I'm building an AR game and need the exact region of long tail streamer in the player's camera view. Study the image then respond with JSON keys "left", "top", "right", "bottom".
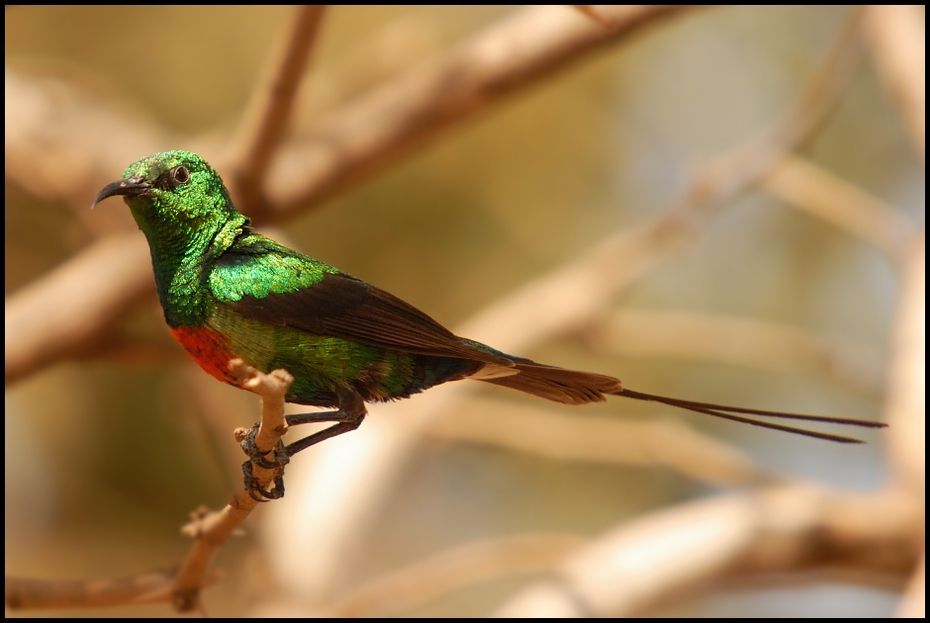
{"left": 613, "top": 388, "right": 887, "bottom": 444}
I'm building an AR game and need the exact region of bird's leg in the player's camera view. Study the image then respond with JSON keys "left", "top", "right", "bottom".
{"left": 284, "top": 410, "right": 361, "bottom": 427}
{"left": 241, "top": 388, "right": 367, "bottom": 501}
{"left": 283, "top": 388, "right": 367, "bottom": 458}
{"left": 239, "top": 388, "right": 367, "bottom": 468}
{"left": 240, "top": 412, "right": 350, "bottom": 469}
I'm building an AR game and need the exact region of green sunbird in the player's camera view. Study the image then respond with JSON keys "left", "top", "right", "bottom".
{"left": 93, "top": 151, "right": 884, "bottom": 495}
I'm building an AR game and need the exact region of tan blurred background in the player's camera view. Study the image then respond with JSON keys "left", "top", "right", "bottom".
{"left": 5, "top": 6, "right": 923, "bottom": 617}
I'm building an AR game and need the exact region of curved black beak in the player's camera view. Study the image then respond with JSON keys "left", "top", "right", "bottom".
{"left": 91, "top": 176, "right": 152, "bottom": 209}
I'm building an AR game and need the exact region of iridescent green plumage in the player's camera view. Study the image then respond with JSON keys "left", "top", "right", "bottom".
{"left": 93, "top": 150, "right": 886, "bottom": 452}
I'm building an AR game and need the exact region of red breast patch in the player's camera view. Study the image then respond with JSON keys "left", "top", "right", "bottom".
{"left": 169, "top": 325, "right": 238, "bottom": 384}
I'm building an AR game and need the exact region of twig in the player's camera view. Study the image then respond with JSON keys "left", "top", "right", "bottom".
{"left": 451, "top": 7, "right": 865, "bottom": 354}
{"left": 171, "top": 360, "right": 292, "bottom": 612}
{"left": 494, "top": 485, "right": 920, "bottom": 616}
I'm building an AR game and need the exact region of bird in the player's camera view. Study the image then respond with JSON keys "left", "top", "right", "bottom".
{"left": 93, "top": 150, "right": 885, "bottom": 494}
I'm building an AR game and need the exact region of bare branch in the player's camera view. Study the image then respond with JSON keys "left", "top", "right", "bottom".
{"left": 453, "top": 8, "right": 865, "bottom": 354}
{"left": 5, "top": 234, "right": 153, "bottom": 385}
{"left": 494, "top": 486, "right": 920, "bottom": 616}
{"left": 171, "top": 360, "right": 292, "bottom": 612}
{"left": 571, "top": 5, "right": 621, "bottom": 28}
{"left": 227, "top": 6, "right": 327, "bottom": 214}
{"left": 884, "top": 233, "right": 925, "bottom": 499}
{"left": 4, "top": 71, "right": 169, "bottom": 230}
{"left": 583, "top": 309, "right": 886, "bottom": 399}
{"left": 428, "top": 396, "right": 766, "bottom": 486}
{"left": 263, "top": 5, "right": 699, "bottom": 219}
{"left": 326, "top": 533, "right": 585, "bottom": 617}
{"left": 762, "top": 155, "right": 917, "bottom": 267}
{"left": 898, "top": 555, "right": 926, "bottom": 618}
{"left": 4, "top": 569, "right": 219, "bottom": 610}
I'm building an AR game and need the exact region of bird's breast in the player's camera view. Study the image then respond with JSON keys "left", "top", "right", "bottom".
{"left": 169, "top": 325, "right": 239, "bottom": 385}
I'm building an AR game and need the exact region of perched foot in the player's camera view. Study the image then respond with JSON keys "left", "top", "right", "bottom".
{"left": 233, "top": 379, "right": 368, "bottom": 500}
{"left": 237, "top": 422, "right": 290, "bottom": 501}
{"left": 242, "top": 459, "right": 286, "bottom": 501}
{"left": 240, "top": 422, "right": 290, "bottom": 470}
{"left": 228, "top": 360, "right": 294, "bottom": 500}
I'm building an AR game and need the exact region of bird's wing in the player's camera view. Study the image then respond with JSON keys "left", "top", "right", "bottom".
{"left": 210, "top": 234, "right": 514, "bottom": 367}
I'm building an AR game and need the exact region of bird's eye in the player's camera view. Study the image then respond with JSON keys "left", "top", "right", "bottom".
{"left": 172, "top": 166, "right": 190, "bottom": 186}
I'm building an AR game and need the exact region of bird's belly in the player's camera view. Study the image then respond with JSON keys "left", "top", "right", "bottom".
{"left": 190, "top": 309, "right": 477, "bottom": 407}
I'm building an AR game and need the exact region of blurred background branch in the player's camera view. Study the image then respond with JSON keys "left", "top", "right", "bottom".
{"left": 862, "top": 5, "right": 925, "bottom": 158}
{"left": 495, "top": 485, "right": 920, "bottom": 616}
{"left": 226, "top": 5, "right": 327, "bottom": 214}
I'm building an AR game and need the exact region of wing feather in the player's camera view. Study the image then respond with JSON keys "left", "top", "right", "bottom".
{"left": 215, "top": 247, "right": 513, "bottom": 367}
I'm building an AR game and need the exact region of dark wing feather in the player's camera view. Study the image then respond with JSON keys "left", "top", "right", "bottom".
{"left": 227, "top": 271, "right": 514, "bottom": 367}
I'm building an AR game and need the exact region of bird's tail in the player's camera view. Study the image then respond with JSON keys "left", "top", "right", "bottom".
{"left": 478, "top": 363, "right": 886, "bottom": 443}
{"left": 479, "top": 362, "right": 621, "bottom": 405}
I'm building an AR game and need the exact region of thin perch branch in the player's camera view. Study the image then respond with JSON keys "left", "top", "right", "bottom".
{"left": 171, "top": 360, "right": 292, "bottom": 613}
{"left": 6, "top": 359, "right": 294, "bottom": 612}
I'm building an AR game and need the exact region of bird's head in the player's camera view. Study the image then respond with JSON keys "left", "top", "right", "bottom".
{"left": 93, "top": 150, "right": 241, "bottom": 248}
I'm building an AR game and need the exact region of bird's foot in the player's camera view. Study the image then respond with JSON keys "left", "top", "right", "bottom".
{"left": 239, "top": 422, "right": 290, "bottom": 500}
{"left": 240, "top": 422, "right": 291, "bottom": 470}
{"left": 241, "top": 460, "right": 285, "bottom": 501}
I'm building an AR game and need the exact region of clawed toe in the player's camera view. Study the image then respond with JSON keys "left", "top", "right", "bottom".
{"left": 241, "top": 460, "right": 286, "bottom": 501}
{"left": 240, "top": 422, "right": 290, "bottom": 470}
